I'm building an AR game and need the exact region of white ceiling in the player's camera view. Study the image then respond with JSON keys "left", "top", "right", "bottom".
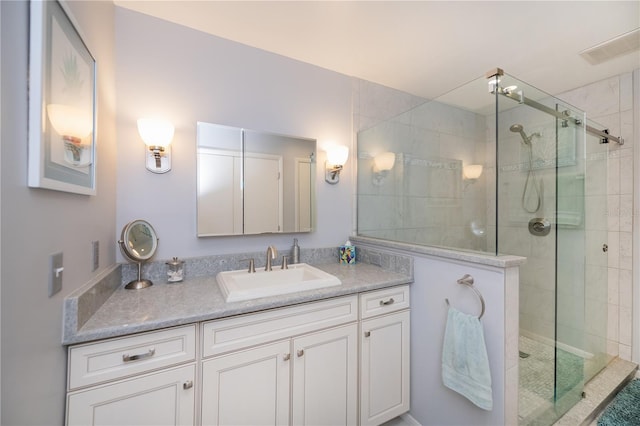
{"left": 115, "top": 1, "right": 640, "bottom": 100}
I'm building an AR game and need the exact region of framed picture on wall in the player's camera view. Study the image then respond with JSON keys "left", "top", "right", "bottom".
{"left": 28, "top": 0, "right": 97, "bottom": 195}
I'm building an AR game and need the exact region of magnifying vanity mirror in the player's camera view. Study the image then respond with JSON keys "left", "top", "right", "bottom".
{"left": 118, "top": 220, "right": 159, "bottom": 290}
{"left": 197, "top": 122, "right": 316, "bottom": 237}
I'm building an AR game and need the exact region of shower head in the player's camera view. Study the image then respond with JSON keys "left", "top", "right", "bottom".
{"left": 510, "top": 123, "right": 531, "bottom": 145}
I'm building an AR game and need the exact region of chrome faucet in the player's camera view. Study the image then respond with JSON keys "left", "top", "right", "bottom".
{"left": 265, "top": 245, "right": 278, "bottom": 271}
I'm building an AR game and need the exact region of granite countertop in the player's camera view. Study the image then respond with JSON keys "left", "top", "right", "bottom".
{"left": 64, "top": 261, "right": 413, "bottom": 345}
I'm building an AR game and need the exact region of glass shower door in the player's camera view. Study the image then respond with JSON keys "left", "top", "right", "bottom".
{"left": 553, "top": 107, "right": 588, "bottom": 417}
{"left": 581, "top": 119, "right": 611, "bottom": 381}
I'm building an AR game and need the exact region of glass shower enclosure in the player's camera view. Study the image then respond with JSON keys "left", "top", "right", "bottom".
{"left": 357, "top": 69, "right": 616, "bottom": 425}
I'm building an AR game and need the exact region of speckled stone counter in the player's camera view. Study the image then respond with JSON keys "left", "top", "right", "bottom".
{"left": 63, "top": 247, "right": 413, "bottom": 345}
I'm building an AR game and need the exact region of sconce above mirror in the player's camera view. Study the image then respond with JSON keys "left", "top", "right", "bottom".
{"left": 196, "top": 122, "right": 316, "bottom": 237}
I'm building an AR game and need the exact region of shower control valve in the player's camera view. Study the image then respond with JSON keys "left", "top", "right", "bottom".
{"left": 528, "top": 218, "right": 551, "bottom": 236}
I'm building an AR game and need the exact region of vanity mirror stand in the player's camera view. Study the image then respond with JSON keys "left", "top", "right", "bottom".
{"left": 118, "top": 220, "right": 159, "bottom": 290}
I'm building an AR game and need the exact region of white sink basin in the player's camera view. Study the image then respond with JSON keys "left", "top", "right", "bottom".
{"left": 217, "top": 263, "right": 341, "bottom": 302}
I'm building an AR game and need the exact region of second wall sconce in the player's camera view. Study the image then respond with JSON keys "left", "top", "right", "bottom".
{"left": 325, "top": 145, "right": 349, "bottom": 184}
{"left": 138, "top": 118, "right": 175, "bottom": 173}
{"left": 463, "top": 164, "right": 483, "bottom": 188}
{"left": 372, "top": 151, "right": 396, "bottom": 186}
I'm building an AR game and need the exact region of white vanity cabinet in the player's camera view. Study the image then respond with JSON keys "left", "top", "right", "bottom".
{"left": 291, "top": 323, "right": 358, "bottom": 425}
{"left": 66, "top": 325, "right": 197, "bottom": 426}
{"left": 200, "top": 296, "right": 359, "bottom": 426}
{"left": 66, "top": 284, "right": 410, "bottom": 426}
{"left": 201, "top": 340, "right": 291, "bottom": 425}
{"left": 359, "top": 286, "right": 411, "bottom": 426}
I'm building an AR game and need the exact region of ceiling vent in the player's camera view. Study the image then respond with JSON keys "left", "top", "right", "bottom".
{"left": 580, "top": 28, "right": 640, "bottom": 65}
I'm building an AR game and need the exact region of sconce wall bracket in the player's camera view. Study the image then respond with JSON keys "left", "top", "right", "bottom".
{"left": 325, "top": 162, "right": 343, "bottom": 184}
{"left": 146, "top": 145, "right": 171, "bottom": 173}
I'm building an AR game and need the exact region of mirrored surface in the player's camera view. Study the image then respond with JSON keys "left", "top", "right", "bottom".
{"left": 197, "top": 122, "right": 316, "bottom": 236}
{"left": 118, "top": 219, "right": 159, "bottom": 289}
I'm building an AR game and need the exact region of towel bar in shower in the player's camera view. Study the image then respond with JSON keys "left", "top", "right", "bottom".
{"left": 445, "top": 274, "right": 486, "bottom": 320}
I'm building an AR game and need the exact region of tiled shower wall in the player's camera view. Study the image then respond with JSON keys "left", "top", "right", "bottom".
{"left": 559, "top": 72, "right": 636, "bottom": 361}
{"left": 355, "top": 82, "right": 489, "bottom": 251}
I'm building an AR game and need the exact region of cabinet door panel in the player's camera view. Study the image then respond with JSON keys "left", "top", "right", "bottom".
{"left": 66, "top": 364, "right": 195, "bottom": 426}
{"left": 292, "top": 323, "right": 358, "bottom": 426}
{"left": 201, "top": 340, "right": 290, "bottom": 426}
{"left": 361, "top": 310, "right": 410, "bottom": 426}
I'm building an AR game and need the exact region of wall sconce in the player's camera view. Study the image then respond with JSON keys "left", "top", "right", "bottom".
{"left": 47, "top": 104, "right": 93, "bottom": 166}
{"left": 463, "top": 164, "right": 483, "bottom": 189}
{"left": 138, "top": 118, "right": 174, "bottom": 173}
{"left": 325, "top": 145, "right": 349, "bottom": 184}
{"left": 372, "top": 152, "right": 396, "bottom": 186}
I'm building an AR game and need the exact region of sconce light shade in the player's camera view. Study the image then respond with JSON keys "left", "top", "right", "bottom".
{"left": 138, "top": 118, "right": 174, "bottom": 173}
{"left": 47, "top": 104, "right": 93, "bottom": 141}
{"left": 47, "top": 104, "right": 93, "bottom": 166}
{"left": 372, "top": 151, "right": 396, "bottom": 186}
{"left": 373, "top": 152, "right": 396, "bottom": 172}
{"left": 463, "top": 164, "right": 483, "bottom": 180}
{"left": 325, "top": 145, "right": 349, "bottom": 184}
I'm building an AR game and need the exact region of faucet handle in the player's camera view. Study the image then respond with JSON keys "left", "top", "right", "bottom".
{"left": 241, "top": 258, "right": 256, "bottom": 273}
{"left": 281, "top": 256, "right": 289, "bottom": 270}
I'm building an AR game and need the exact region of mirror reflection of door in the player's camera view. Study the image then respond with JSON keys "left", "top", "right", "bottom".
{"left": 197, "top": 149, "right": 242, "bottom": 236}
{"left": 244, "top": 153, "right": 283, "bottom": 234}
{"left": 196, "top": 122, "right": 315, "bottom": 237}
{"left": 295, "top": 157, "right": 312, "bottom": 232}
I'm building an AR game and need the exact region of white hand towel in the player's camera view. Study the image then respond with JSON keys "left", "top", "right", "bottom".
{"left": 442, "top": 306, "right": 493, "bottom": 411}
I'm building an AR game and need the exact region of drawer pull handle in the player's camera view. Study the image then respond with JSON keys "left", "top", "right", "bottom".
{"left": 122, "top": 348, "right": 155, "bottom": 363}
{"left": 297, "top": 349, "right": 304, "bottom": 357}
{"left": 364, "top": 331, "right": 371, "bottom": 337}
{"left": 183, "top": 380, "right": 193, "bottom": 390}
{"left": 283, "top": 353, "right": 291, "bottom": 361}
{"left": 379, "top": 298, "right": 395, "bottom": 306}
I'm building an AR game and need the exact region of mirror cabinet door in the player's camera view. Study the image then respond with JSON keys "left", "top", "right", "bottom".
{"left": 196, "top": 122, "right": 315, "bottom": 237}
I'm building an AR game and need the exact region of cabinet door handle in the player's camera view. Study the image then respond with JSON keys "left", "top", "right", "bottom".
{"left": 183, "top": 380, "right": 193, "bottom": 390}
{"left": 379, "top": 298, "right": 395, "bottom": 306}
{"left": 283, "top": 353, "right": 291, "bottom": 361}
{"left": 297, "top": 349, "right": 304, "bottom": 357}
{"left": 364, "top": 331, "right": 371, "bottom": 338}
{"left": 122, "top": 348, "right": 155, "bottom": 363}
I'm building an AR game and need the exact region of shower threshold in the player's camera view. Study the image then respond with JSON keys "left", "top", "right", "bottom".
{"left": 554, "top": 357, "right": 638, "bottom": 425}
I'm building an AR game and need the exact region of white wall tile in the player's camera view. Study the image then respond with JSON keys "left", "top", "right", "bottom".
{"left": 619, "top": 306, "right": 632, "bottom": 346}
{"left": 608, "top": 267, "right": 619, "bottom": 304}
{"left": 619, "top": 344, "right": 632, "bottom": 361}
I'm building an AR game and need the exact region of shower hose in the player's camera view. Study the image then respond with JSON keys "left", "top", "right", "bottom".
{"left": 522, "top": 143, "right": 542, "bottom": 213}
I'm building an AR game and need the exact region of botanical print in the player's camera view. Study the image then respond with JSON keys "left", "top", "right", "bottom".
{"left": 48, "top": 14, "right": 93, "bottom": 171}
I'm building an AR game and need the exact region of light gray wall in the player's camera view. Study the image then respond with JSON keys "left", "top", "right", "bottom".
{"left": 409, "top": 255, "right": 507, "bottom": 425}
{"left": 0, "top": 1, "right": 116, "bottom": 424}
{"left": 115, "top": 8, "right": 354, "bottom": 262}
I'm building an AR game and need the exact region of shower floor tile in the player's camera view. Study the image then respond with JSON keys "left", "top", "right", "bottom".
{"left": 519, "top": 336, "right": 585, "bottom": 426}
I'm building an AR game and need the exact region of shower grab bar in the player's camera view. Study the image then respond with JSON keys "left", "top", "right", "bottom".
{"left": 445, "top": 274, "right": 486, "bottom": 320}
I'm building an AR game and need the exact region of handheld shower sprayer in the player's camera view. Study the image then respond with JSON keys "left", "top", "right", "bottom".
{"left": 509, "top": 123, "right": 542, "bottom": 213}
{"left": 510, "top": 124, "right": 531, "bottom": 145}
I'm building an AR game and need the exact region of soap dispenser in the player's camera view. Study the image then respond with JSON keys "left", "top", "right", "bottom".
{"left": 291, "top": 238, "right": 300, "bottom": 264}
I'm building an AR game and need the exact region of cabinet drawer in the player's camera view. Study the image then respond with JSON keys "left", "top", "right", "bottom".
{"left": 359, "top": 285, "right": 410, "bottom": 319}
{"left": 68, "top": 325, "right": 196, "bottom": 390}
{"left": 202, "top": 295, "right": 358, "bottom": 358}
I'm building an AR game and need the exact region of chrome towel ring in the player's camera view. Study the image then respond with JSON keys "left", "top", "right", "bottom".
{"left": 445, "top": 274, "right": 486, "bottom": 320}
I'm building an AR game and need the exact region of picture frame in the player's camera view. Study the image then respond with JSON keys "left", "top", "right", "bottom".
{"left": 28, "top": 0, "right": 97, "bottom": 195}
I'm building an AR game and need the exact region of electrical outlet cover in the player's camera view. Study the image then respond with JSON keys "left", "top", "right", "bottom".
{"left": 49, "top": 252, "right": 63, "bottom": 297}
